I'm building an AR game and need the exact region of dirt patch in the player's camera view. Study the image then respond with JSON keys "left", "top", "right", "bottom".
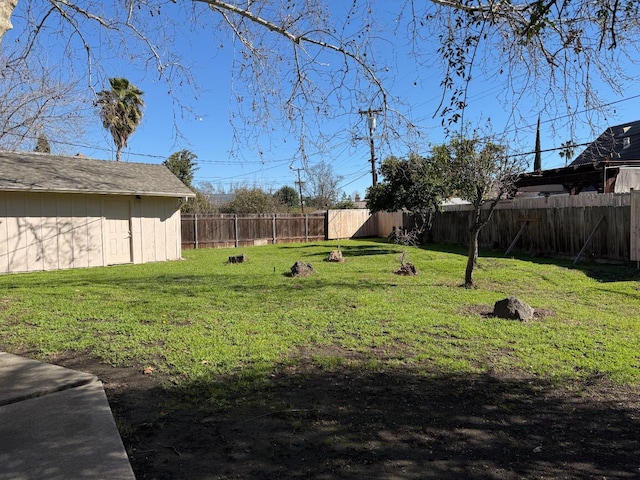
{"left": 37, "top": 349, "right": 640, "bottom": 480}
{"left": 394, "top": 262, "right": 417, "bottom": 276}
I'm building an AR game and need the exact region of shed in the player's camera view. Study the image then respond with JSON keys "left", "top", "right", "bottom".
{"left": 0, "top": 151, "right": 195, "bottom": 273}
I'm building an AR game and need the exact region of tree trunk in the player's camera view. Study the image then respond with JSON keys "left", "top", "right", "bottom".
{"left": 465, "top": 228, "right": 479, "bottom": 288}
{"left": 0, "top": 0, "right": 17, "bottom": 44}
{"left": 116, "top": 146, "right": 122, "bottom": 162}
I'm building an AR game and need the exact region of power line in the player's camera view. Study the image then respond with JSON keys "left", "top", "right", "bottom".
{"left": 507, "top": 94, "right": 640, "bottom": 134}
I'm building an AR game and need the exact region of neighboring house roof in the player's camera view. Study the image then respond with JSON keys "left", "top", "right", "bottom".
{"left": 517, "top": 120, "right": 640, "bottom": 194}
{"left": 571, "top": 120, "right": 640, "bottom": 165}
{"left": 0, "top": 150, "right": 195, "bottom": 198}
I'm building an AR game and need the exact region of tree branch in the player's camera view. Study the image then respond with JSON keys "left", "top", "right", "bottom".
{"left": 195, "top": 0, "right": 386, "bottom": 105}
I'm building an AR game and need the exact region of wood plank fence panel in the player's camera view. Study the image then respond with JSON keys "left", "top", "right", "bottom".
{"left": 237, "top": 215, "right": 272, "bottom": 245}
{"left": 182, "top": 214, "right": 325, "bottom": 249}
{"left": 275, "top": 216, "right": 298, "bottom": 242}
{"left": 430, "top": 194, "right": 633, "bottom": 261}
{"left": 326, "top": 209, "right": 375, "bottom": 239}
{"left": 307, "top": 215, "right": 325, "bottom": 241}
{"left": 181, "top": 194, "right": 637, "bottom": 262}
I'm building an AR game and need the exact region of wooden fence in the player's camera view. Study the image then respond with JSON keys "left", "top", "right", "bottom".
{"left": 181, "top": 214, "right": 326, "bottom": 249}
{"left": 181, "top": 210, "right": 404, "bottom": 249}
{"left": 429, "top": 193, "right": 633, "bottom": 262}
{"left": 325, "top": 209, "right": 405, "bottom": 239}
{"left": 181, "top": 197, "right": 636, "bottom": 262}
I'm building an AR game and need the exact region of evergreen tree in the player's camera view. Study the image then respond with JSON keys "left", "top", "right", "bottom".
{"left": 274, "top": 186, "right": 299, "bottom": 209}
{"left": 534, "top": 115, "right": 542, "bottom": 171}
{"left": 163, "top": 150, "right": 198, "bottom": 188}
{"left": 34, "top": 133, "right": 51, "bottom": 153}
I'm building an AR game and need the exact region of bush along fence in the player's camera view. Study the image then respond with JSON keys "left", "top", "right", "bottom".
{"left": 181, "top": 213, "right": 326, "bottom": 249}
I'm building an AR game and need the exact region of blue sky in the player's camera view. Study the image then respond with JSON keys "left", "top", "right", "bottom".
{"left": 6, "top": 2, "right": 640, "bottom": 199}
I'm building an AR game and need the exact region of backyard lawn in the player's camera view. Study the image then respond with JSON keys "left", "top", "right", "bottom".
{"left": 1, "top": 239, "right": 639, "bottom": 479}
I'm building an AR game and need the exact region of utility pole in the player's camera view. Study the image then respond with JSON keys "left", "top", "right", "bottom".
{"left": 292, "top": 167, "right": 305, "bottom": 214}
{"left": 359, "top": 108, "right": 382, "bottom": 186}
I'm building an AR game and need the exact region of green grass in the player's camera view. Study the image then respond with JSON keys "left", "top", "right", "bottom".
{"left": 1, "top": 239, "right": 640, "bottom": 387}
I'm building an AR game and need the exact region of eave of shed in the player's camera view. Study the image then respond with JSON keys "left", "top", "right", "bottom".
{"left": 0, "top": 151, "right": 195, "bottom": 198}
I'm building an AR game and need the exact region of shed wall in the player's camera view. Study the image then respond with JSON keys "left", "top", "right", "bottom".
{"left": 0, "top": 192, "right": 182, "bottom": 273}
{"left": 131, "top": 196, "right": 182, "bottom": 264}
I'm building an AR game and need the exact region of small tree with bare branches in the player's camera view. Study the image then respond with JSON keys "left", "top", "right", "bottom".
{"left": 433, "top": 135, "right": 525, "bottom": 288}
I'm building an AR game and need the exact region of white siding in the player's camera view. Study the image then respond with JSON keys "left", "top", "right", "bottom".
{"left": 41, "top": 194, "right": 60, "bottom": 271}
{"left": 25, "top": 194, "right": 44, "bottom": 271}
{"left": 8, "top": 193, "right": 28, "bottom": 271}
{"left": 56, "top": 195, "right": 74, "bottom": 270}
{"left": 0, "top": 192, "right": 184, "bottom": 273}
{"left": 133, "top": 196, "right": 183, "bottom": 264}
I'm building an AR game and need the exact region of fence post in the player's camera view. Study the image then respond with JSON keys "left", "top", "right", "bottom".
{"left": 194, "top": 214, "right": 198, "bottom": 249}
{"left": 234, "top": 214, "right": 238, "bottom": 248}
{"left": 324, "top": 211, "right": 329, "bottom": 240}
{"left": 272, "top": 214, "right": 277, "bottom": 244}
{"left": 305, "top": 214, "right": 309, "bottom": 242}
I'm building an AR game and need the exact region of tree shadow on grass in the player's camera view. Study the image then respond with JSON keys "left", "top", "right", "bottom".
{"left": 297, "top": 243, "right": 400, "bottom": 260}
{"left": 50, "top": 351, "right": 640, "bottom": 480}
{"left": 421, "top": 242, "right": 640, "bottom": 284}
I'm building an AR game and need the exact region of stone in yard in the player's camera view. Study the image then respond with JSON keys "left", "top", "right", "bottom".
{"left": 290, "top": 261, "right": 314, "bottom": 277}
{"left": 326, "top": 250, "right": 344, "bottom": 262}
{"left": 493, "top": 296, "right": 534, "bottom": 321}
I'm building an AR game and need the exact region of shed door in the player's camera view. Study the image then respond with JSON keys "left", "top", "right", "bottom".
{"left": 105, "top": 198, "right": 132, "bottom": 265}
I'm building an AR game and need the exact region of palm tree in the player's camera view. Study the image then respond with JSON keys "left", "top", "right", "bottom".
{"left": 96, "top": 77, "right": 144, "bottom": 161}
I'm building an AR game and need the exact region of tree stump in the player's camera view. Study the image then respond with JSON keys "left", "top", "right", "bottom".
{"left": 394, "top": 262, "right": 417, "bottom": 276}
{"left": 326, "top": 250, "right": 345, "bottom": 262}
{"left": 228, "top": 254, "right": 247, "bottom": 264}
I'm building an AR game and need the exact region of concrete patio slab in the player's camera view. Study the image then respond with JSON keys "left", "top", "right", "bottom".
{"left": 0, "top": 352, "right": 135, "bottom": 480}
{"left": 0, "top": 352, "right": 95, "bottom": 406}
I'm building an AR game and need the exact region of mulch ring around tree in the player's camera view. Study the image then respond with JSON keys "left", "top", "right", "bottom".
{"left": 394, "top": 262, "right": 417, "bottom": 275}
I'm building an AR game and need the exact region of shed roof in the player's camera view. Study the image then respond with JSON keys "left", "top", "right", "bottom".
{"left": 0, "top": 151, "right": 195, "bottom": 198}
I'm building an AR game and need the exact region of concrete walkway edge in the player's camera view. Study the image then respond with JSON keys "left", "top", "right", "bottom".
{"left": 0, "top": 352, "right": 136, "bottom": 480}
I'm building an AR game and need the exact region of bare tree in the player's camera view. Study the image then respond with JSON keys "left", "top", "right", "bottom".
{"left": 433, "top": 135, "right": 525, "bottom": 288}
{"left": 0, "top": 0, "right": 638, "bottom": 158}
{"left": 0, "top": 58, "right": 85, "bottom": 152}
{"left": 303, "top": 161, "right": 344, "bottom": 209}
